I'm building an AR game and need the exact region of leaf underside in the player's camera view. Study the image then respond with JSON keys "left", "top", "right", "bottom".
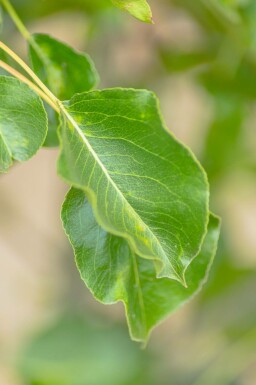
{"left": 0, "top": 76, "right": 47, "bottom": 172}
{"left": 62, "top": 187, "right": 220, "bottom": 342}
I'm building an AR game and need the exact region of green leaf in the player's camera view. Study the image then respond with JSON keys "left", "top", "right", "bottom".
{"left": 0, "top": 49, "right": 9, "bottom": 76}
{"left": 62, "top": 188, "right": 220, "bottom": 342}
{"left": 0, "top": 5, "right": 3, "bottom": 33}
{"left": 29, "top": 33, "right": 99, "bottom": 146}
{"left": 160, "top": 48, "right": 215, "bottom": 73}
{"left": 0, "top": 76, "right": 47, "bottom": 173}
{"left": 202, "top": 96, "right": 244, "bottom": 181}
{"left": 42, "top": 104, "right": 61, "bottom": 147}
{"left": 29, "top": 34, "right": 99, "bottom": 100}
{"left": 0, "top": 42, "right": 18, "bottom": 77}
{"left": 172, "top": 0, "right": 239, "bottom": 32}
{"left": 198, "top": 59, "right": 256, "bottom": 100}
{"left": 111, "top": 0, "right": 153, "bottom": 23}
{"left": 57, "top": 88, "right": 209, "bottom": 284}
{"left": 18, "top": 315, "right": 148, "bottom": 385}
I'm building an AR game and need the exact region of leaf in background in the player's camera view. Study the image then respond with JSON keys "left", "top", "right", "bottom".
{"left": 0, "top": 76, "right": 47, "bottom": 173}
{"left": 199, "top": 59, "right": 256, "bottom": 100}
{"left": 14, "top": 0, "right": 110, "bottom": 20}
{"left": 29, "top": 34, "right": 99, "bottom": 146}
{"left": 57, "top": 88, "right": 209, "bottom": 285}
{"left": 171, "top": 0, "right": 239, "bottom": 32}
{"left": 18, "top": 315, "right": 148, "bottom": 385}
{"left": 202, "top": 97, "right": 244, "bottom": 181}
{"left": 160, "top": 48, "right": 214, "bottom": 73}
{"left": 111, "top": 0, "right": 153, "bottom": 23}
{"left": 62, "top": 188, "right": 220, "bottom": 341}
{"left": 29, "top": 34, "right": 99, "bottom": 100}
{"left": 0, "top": 5, "right": 3, "bottom": 33}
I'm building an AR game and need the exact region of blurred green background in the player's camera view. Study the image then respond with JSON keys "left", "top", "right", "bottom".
{"left": 0, "top": 0, "right": 256, "bottom": 384}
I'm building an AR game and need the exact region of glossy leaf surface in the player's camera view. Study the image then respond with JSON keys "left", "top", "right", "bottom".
{"left": 0, "top": 76, "right": 47, "bottom": 172}
{"left": 58, "top": 88, "right": 209, "bottom": 284}
{"left": 62, "top": 188, "right": 220, "bottom": 341}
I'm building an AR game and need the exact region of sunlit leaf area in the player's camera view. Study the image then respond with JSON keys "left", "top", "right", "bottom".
{"left": 0, "top": 0, "right": 256, "bottom": 384}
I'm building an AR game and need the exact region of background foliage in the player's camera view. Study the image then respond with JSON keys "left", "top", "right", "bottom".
{"left": 0, "top": 0, "right": 256, "bottom": 384}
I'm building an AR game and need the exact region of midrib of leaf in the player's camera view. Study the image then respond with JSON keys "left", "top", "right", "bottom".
{"left": 130, "top": 249, "right": 147, "bottom": 335}
{"left": 58, "top": 102, "right": 183, "bottom": 284}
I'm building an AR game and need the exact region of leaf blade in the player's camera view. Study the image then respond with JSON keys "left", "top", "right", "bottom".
{"left": 28, "top": 33, "right": 99, "bottom": 146}
{"left": 62, "top": 187, "right": 220, "bottom": 342}
{"left": 57, "top": 88, "right": 209, "bottom": 283}
{"left": 29, "top": 33, "right": 99, "bottom": 100}
{"left": 0, "top": 76, "right": 47, "bottom": 172}
{"left": 111, "top": 0, "right": 153, "bottom": 23}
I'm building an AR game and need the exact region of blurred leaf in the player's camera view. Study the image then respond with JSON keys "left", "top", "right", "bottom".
{"left": 211, "top": 0, "right": 242, "bottom": 23}
{"left": 202, "top": 97, "right": 245, "bottom": 180}
{"left": 58, "top": 88, "right": 210, "bottom": 285}
{"left": 199, "top": 58, "right": 256, "bottom": 100}
{"left": 0, "top": 5, "right": 3, "bottom": 33}
{"left": 18, "top": 315, "right": 149, "bottom": 385}
{"left": 160, "top": 48, "right": 215, "bottom": 73}
{"left": 0, "top": 76, "right": 47, "bottom": 172}
{"left": 11, "top": 0, "right": 110, "bottom": 19}
{"left": 191, "top": 328, "right": 256, "bottom": 385}
{"left": 111, "top": 0, "right": 153, "bottom": 23}
{"left": 62, "top": 188, "right": 220, "bottom": 342}
{"left": 171, "top": 0, "right": 245, "bottom": 36}
{"left": 29, "top": 34, "right": 99, "bottom": 101}
{"left": 29, "top": 33, "right": 99, "bottom": 146}
{"left": 201, "top": 242, "right": 252, "bottom": 301}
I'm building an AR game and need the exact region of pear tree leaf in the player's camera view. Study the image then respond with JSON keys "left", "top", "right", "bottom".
{"left": 160, "top": 47, "right": 215, "bottom": 73}
{"left": 29, "top": 34, "right": 99, "bottom": 100}
{"left": 18, "top": 315, "right": 148, "bottom": 385}
{"left": 28, "top": 34, "right": 99, "bottom": 146}
{"left": 0, "top": 76, "right": 47, "bottom": 173}
{"left": 0, "top": 6, "right": 3, "bottom": 33}
{"left": 62, "top": 187, "right": 220, "bottom": 342}
{"left": 202, "top": 96, "right": 244, "bottom": 181}
{"left": 57, "top": 88, "right": 209, "bottom": 284}
{"left": 111, "top": 0, "right": 153, "bottom": 23}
